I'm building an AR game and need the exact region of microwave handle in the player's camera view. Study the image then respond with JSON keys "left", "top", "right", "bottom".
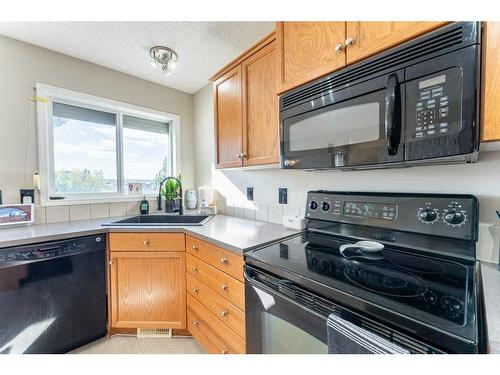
{"left": 384, "top": 73, "right": 402, "bottom": 156}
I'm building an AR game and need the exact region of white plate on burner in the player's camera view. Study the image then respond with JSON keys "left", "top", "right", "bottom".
{"left": 339, "top": 241, "right": 385, "bottom": 257}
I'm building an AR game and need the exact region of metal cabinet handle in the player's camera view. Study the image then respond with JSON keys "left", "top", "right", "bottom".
{"left": 193, "top": 320, "right": 200, "bottom": 326}
{"left": 220, "top": 310, "right": 229, "bottom": 317}
{"left": 192, "top": 266, "right": 198, "bottom": 272}
{"left": 192, "top": 288, "right": 199, "bottom": 293}
{"left": 220, "top": 284, "right": 228, "bottom": 292}
{"left": 345, "top": 37, "right": 354, "bottom": 46}
{"left": 192, "top": 245, "right": 199, "bottom": 251}
{"left": 334, "top": 43, "right": 344, "bottom": 53}
{"left": 221, "top": 349, "right": 229, "bottom": 354}
{"left": 220, "top": 258, "right": 228, "bottom": 264}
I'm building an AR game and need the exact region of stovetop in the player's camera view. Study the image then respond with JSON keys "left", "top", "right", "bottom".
{"left": 245, "top": 231, "right": 477, "bottom": 342}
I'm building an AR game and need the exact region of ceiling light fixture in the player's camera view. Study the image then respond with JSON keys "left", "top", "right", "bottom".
{"left": 149, "top": 46, "right": 178, "bottom": 76}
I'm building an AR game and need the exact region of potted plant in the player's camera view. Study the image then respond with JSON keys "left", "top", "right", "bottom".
{"left": 160, "top": 175, "right": 182, "bottom": 213}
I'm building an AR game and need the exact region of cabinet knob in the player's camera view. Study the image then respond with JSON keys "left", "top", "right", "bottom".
{"left": 334, "top": 43, "right": 344, "bottom": 53}
{"left": 220, "top": 310, "right": 229, "bottom": 317}
{"left": 192, "top": 266, "right": 198, "bottom": 272}
{"left": 220, "top": 258, "right": 228, "bottom": 264}
{"left": 193, "top": 320, "right": 200, "bottom": 326}
{"left": 236, "top": 153, "right": 242, "bottom": 159}
{"left": 221, "top": 349, "right": 229, "bottom": 354}
{"left": 192, "top": 288, "right": 199, "bottom": 293}
{"left": 220, "top": 284, "right": 228, "bottom": 292}
{"left": 192, "top": 245, "right": 199, "bottom": 251}
{"left": 345, "top": 37, "right": 354, "bottom": 46}
{"left": 143, "top": 240, "right": 150, "bottom": 246}
{"left": 108, "top": 260, "right": 114, "bottom": 266}
{"left": 241, "top": 154, "right": 247, "bottom": 159}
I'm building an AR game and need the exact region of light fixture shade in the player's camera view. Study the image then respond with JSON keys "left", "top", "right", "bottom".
{"left": 149, "top": 46, "right": 178, "bottom": 76}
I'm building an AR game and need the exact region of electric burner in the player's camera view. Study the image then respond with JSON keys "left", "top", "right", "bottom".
{"left": 244, "top": 191, "right": 486, "bottom": 353}
{"left": 344, "top": 264, "right": 427, "bottom": 297}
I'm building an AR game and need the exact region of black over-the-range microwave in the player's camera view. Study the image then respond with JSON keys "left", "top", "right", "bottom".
{"left": 279, "top": 22, "right": 481, "bottom": 170}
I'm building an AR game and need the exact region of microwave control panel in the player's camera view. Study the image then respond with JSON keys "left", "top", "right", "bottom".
{"left": 405, "top": 67, "right": 463, "bottom": 160}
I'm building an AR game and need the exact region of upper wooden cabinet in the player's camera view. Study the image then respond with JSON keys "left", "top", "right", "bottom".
{"left": 276, "top": 22, "right": 346, "bottom": 94}
{"left": 345, "top": 22, "right": 448, "bottom": 64}
{"left": 242, "top": 40, "right": 279, "bottom": 165}
{"left": 481, "top": 22, "right": 500, "bottom": 142}
{"left": 211, "top": 33, "right": 278, "bottom": 169}
{"left": 276, "top": 21, "right": 447, "bottom": 93}
{"left": 213, "top": 66, "right": 243, "bottom": 168}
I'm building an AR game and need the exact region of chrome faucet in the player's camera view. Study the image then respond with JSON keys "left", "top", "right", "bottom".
{"left": 157, "top": 176, "right": 183, "bottom": 215}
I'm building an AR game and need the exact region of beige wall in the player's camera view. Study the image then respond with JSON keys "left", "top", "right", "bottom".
{"left": 193, "top": 83, "right": 500, "bottom": 264}
{"left": 0, "top": 35, "right": 194, "bottom": 219}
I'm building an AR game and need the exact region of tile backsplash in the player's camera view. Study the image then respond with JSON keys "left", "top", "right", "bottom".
{"left": 34, "top": 199, "right": 158, "bottom": 225}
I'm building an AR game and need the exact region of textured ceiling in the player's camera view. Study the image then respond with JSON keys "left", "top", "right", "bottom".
{"left": 0, "top": 22, "right": 275, "bottom": 94}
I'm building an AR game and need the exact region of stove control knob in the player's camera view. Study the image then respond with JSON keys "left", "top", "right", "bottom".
{"left": 418, "top": 208, "right": 438, "bottom": 223}
{"left": 321, "top": 202, "right": 331, "bottom": 212}
{"left": 309, "top": 201, "right": 318, "bottom": 211}
{"left": 443, "top": 210, "right": 466, "bottom": 226}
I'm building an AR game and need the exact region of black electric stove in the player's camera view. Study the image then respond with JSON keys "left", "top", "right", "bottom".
{"left": 244, "top": 192, "right": 487, "bottom": 354}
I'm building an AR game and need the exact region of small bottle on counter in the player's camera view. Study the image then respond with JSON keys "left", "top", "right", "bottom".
{"left": 140, "top": 196, "right": 149, "bottom": 215}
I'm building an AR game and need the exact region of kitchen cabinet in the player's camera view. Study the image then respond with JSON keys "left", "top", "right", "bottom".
{"left": 481, "top": 22, "right": 500, "bottom": 141}
{"left": 213, "top": 65, "right": 243, "bottom": 168}
{"left": 276, "top": 21, "right": 346, "bottom": 94}
{"left": 185, "top": 235, "right": 245, "bottom": 353}
{"left": 212, "top": 32, "right": 278, "bottom": 169}
{"left": 108, "top": 233, "right": 186, "bottom": 330}
{"left": 276, "top": 21, "right": 447, "bottom": 93}
{"left": 345, "top": 22, "right": 448, "bottom": 64}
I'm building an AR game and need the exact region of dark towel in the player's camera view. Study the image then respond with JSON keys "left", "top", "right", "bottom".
{"left": 327, "top": 314, "right": 409, "bottom": 354}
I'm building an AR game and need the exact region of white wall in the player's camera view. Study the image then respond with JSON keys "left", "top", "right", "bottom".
{"left": 0, "top": 35, "right": 195, "bottom": 222}
{"left": 193, "top": 83, "right": 500, "bottom": 264}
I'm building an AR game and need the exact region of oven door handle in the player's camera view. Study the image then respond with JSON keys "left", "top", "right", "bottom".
{"left": 384, "top": 73, "right": 402, "bottom": 156}
{"left": 244, "top": 268, "right": 326, "bottom": 321}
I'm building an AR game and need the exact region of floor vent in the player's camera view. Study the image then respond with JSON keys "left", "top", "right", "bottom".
{"left": 137, "top": 328, "right": 172, "bottom": 338}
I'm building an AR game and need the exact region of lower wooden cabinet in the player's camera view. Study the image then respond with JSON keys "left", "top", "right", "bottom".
{"left": 187, "top": 294, "right": 245, "bottom": 354}
{"left": 109, "top": 251, "right": 186, "bottom": 329}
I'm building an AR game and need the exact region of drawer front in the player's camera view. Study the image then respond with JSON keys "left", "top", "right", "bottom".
{"left": 187, "top": 294, "right": 245, "bottom": 354}
{"left": 187, "top": 273, "right": 245, "bottom": 340}
{"left": 186, "top": 253, "right": 244, "bottom": 310}
{"left": 186, "top": 236, "right": 244, "bottom": 281}
{"left": 109, "top": 233, "right": 185, "bottom": 252}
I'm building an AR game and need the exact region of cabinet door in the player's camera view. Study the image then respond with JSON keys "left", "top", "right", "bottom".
{"left": 110, "top": 252, "right": 186, "bottom": 329}
{"left": 346, "top": 22, "right": 448, "bottom": 64}
{"left": 276, "top": 22, "right": 346, "bottom": 94}
{"left": 482, "top": 22, "right": 500, "bottom": 141}
{"left": 242, "top": 39, "right": 279, "bottom": 166}
{"left": 214, "top": 65, "right": 243, "bottom": 168}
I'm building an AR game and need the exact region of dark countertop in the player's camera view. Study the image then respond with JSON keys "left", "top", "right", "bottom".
{"left": 0, "top": 214, "right": 301, "bottom": 254}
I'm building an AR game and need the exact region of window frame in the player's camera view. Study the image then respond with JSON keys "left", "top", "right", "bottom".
{"left": 36, "top": 83, "right": 181, "bottom": 206}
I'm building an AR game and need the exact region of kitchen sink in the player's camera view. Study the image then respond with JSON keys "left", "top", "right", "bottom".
{"left": 104, "top": 214, "right": 213, "bottom": 226}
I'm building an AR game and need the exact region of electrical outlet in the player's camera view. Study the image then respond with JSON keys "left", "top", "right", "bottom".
{"left": 247, "top": 187, "right": 254, "bottom": 201}
{"left": 20, "top": 189, "right": 35, "bottom": 204}
{"left": 279, "top": 188, "right": 288, "bottom": 204}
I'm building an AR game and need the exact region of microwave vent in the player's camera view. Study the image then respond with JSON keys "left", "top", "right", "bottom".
{"left": 281, "top": 23, "right": 468, "bottom": 110}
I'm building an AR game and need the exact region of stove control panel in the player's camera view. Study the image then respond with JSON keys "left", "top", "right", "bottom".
{"left": 305, "top": 191, "right": 478, "bottom": 241}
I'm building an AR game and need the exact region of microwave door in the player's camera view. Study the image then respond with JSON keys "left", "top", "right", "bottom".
{"left": 280, "top": 73, "right": 405, "bottom": 169}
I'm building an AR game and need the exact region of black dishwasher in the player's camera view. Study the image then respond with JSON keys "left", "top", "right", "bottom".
{"left": 0, "top": 234, "right": 107, "bottom": 354}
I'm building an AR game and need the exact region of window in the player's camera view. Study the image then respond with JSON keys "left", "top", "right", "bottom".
{"left": 36, "top": 84, "right": 179, "bottom": 205}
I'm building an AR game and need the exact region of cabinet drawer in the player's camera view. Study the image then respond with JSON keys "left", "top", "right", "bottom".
{"left": 187, "top": 294, "right": 245, "bottom": 354}
{"left": 187, "top": 273, "right": 245, "bottom": 340}
{"left": 186, "top": 253, "right": 244, "bottom": 310}
{"left": 109, "top": 233, "right": 185, "bottom": 252}
{"left": 186, "top": 236, "right": 244, "bottom": 281}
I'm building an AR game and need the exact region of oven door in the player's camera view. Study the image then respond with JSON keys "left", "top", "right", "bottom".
{"left": 280, "top": 71, "right": 405, "bottom": 169}
{"left": 245, "top": 266, "right": 328, "bottom": 354}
